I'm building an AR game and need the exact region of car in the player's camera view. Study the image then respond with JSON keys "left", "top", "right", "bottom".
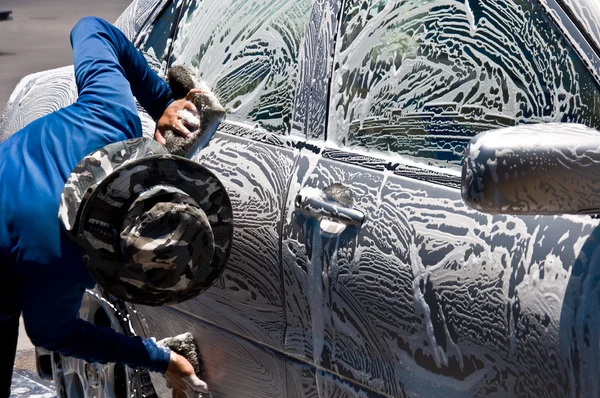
{"left": 3, "top": 0, "right": 600, "bottom": 396}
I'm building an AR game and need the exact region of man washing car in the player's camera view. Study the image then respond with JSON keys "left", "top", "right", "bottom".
{"left": 0, "top": 16, "right": 225, "bottom": 397}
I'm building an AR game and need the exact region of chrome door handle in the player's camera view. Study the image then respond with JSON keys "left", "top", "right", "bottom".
{"left": 295, "top": 192, "right": 365, "bottom": 226}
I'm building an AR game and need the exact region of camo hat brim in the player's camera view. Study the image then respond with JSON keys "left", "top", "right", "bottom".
{"left": 59, "top": 137, "right": 233, "bottom": 306}
{"left": 59, "top": 137, "right": 169, "bottom": 239}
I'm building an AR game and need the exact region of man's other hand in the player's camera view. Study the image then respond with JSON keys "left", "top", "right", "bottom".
{"left": 165, "top": 351, "right": 209, "bottom": 397}
{"left": 154, "top": 89, "right": 204, "bottom": 145}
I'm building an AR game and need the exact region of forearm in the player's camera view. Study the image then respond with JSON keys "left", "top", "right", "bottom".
{"left": 70, "top": 16, "right": 173, "bottom": 121}
{"left": 22, "top": 274, "right": 170, "bottom": 373}
{"left": 26, "top": 316, "right": 171, "bottom": 373}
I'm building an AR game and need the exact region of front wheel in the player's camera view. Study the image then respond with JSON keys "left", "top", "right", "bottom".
{"left": 51, "top": 289, "right": 157, "bottom": 398}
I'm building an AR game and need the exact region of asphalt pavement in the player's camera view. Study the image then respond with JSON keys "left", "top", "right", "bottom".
{"left": 0, "top": 0, "right": 132, "bottom": 384}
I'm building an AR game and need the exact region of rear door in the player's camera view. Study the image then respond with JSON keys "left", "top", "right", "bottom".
{"left": 282, "top": 0, "right": 600, "bottom": 396}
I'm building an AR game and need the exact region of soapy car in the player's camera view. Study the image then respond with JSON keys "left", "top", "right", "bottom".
{"left": 3, "top": 0, "right": 600, "bottom": 396}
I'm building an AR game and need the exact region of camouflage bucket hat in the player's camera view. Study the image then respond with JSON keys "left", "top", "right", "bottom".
{"left": 59, "top": 137, "right": 233, "bottom": 306}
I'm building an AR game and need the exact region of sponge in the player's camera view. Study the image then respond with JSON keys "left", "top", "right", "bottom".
{"left": 158, "top": 332, "right": 210, "bottom": 397}
{"left": 163, "top": 65, "right": 226, "bottom": 157}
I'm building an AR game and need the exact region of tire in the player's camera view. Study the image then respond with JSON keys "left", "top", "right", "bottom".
{"left": 51, "top": 288, "right": 158, "bottom": 398}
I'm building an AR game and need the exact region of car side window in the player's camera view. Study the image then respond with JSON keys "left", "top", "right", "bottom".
{"left": 139, "top": 1, "right": 179, "bottom": 73}
{"left": 167, "top": 0, "right": 318, "bottom": 134}
{"left": 329, "top": 0, "right": 600, "bottom": 167}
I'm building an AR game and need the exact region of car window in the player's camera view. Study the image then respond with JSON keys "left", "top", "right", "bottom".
{"left": 167, "top": 0, "right": 317, "bottom": 134}
{"left": 139, "top": 0, "right": 179, "bottom": 73}
{"left": 328, "top": 0, "right": 600, "bottom": 167}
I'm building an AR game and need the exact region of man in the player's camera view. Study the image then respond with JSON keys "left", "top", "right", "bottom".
{"left": 0, "top": 16, "right": 211, "bottom": 397}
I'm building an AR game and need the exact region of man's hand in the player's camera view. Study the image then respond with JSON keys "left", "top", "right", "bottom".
{"left": 165, "top": 351, "right": 208, "bottom": 398}
{"left": 154, "top": 89, "right": 204, "bottom": 145}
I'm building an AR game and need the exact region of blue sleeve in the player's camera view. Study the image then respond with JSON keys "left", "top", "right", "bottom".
{"left": 70, "top": 16, "right": 173, "bottom": 122}
{"left": 16, "top": 16, "right": 177, "bottom": 374}
{"left": 21, "top": 270, "right": 171, "bottom": 374}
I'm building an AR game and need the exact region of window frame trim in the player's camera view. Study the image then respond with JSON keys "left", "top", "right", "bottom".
{"left": 540, "top": 0, "right": 600, "bottom": 87}
{"left": 134, "top": 0, "right": 187, "bottom": 76}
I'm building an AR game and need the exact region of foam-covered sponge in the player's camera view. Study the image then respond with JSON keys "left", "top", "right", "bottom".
{"left": 164, "top": 66, "right": 226, "bottom": 157}
{"left": 158, "top": 332, "right": 210, "bottom": 397}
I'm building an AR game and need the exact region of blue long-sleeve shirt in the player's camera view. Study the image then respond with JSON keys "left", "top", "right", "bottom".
{"left": 0, "top": 17, "right": 174, "bottom": 373}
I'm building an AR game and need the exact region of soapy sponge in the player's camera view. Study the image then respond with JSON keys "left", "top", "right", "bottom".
{"left": 164, "top": 65, "right": 226, "bottom": 157}
{"left": 158, "top": 332, "right": 210, "bottom": 397}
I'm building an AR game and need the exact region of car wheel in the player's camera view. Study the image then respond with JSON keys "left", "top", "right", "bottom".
{"left": 50, "top": 289, "right": 157, "bottom": 398}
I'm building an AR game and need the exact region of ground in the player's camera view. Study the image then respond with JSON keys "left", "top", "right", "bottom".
{"left": 0, "top": 0, "right": 131, "bottom": 115}
{"left": 0, "top": 0, "right": 131, "bottom": 393}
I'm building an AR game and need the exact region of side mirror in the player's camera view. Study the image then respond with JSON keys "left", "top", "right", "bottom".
{"left": 461, "top": 123, "right": 600, "bottom": 215}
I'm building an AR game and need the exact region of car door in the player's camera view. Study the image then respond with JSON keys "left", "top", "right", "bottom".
{"left": 127, "top": 0, "right": 337, "bottom": 396}
{"left": 282, "top": 0, "right": 600, "bottom": 397}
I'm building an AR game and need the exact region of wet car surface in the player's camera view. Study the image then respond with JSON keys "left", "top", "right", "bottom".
{"left": 3, "top": 0, "right": 600, "bottom": 397}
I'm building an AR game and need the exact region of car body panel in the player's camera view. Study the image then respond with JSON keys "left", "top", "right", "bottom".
{"left": 133, "top": 300, "right": 388, "bottom": 397}
{"left": 284, "top": 142, "right": 600, "bottom": 396}
{"left": 165, "top": 126, "right": 296, "bottom": 350}
{"left": 285, "top": 360, "right": 387, "bottom": 398}
{"left": 132, "top": 305, "right": 289, "bottom": 397}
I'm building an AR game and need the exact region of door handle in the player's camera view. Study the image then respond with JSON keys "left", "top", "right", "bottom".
{"left": 295, "top": 191, "right": 365, "bottom": 227}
